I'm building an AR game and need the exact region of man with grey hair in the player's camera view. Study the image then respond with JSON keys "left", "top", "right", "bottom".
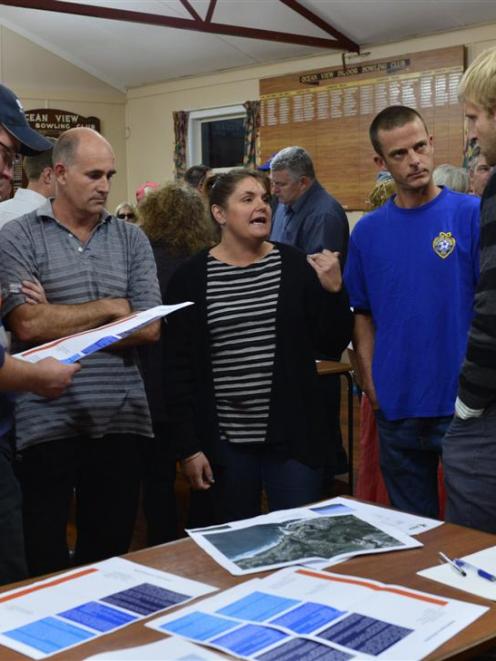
{"left": 270, "top": 146, "right": 349, "bottom": 480}
{"left": 468, "top": 146, "right": 493, "bottom": 197}
{"left": 270, "top": 146, "right": 348, "bottom": 258}
{"left": 432, "top": 163, "right": 469, "bottom": 193}
{"left": 0, "top": 137, "right": 56, "bottom": 229}
{"left": 443, "top": 46, "right": 496, "bottom": 533}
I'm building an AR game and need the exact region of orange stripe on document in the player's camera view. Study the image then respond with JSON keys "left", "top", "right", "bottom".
{"left": 297, "top": 568, "right": 448, "bottom": 606}
{"left": 0, "top": 568, "right": 98, "bottom": 603}
{"left": 20, "top": 312, "right": 140, "bottom": 357}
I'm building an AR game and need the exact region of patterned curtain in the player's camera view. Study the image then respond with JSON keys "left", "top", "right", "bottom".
{"left": 243, "top": 101, "right": 261, "bottom": 168}
{"left": 173, "top": 110, "right": 189, "bottom": 179}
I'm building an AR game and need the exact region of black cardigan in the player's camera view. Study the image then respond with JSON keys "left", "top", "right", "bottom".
{"left": 164, "top": 243, "right": 353, "bottom": 468}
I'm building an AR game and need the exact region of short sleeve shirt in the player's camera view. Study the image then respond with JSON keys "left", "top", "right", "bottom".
{"left": 0, "top": 200, "right": 161, "bottom": 450}
{"left": 344, "top": 187, "right": 480, "bottom": 420}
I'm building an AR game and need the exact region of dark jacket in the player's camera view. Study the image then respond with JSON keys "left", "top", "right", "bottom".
{"left": 164, "top": 243, "right": 353, "bottom": 468}
{"left": 138, "top": 241, "right": 187, "bottom": 422}
{"left": 458, "top": 171, "right": 496, "bottom": 410}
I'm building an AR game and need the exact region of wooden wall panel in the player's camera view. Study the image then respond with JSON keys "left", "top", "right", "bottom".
{"left": 260, "top": 46, "right": 465, "bottom": 210}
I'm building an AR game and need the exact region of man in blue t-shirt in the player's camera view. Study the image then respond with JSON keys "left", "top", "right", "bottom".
{"left": 344, "top": 105, "right": 480, "bottom": 518}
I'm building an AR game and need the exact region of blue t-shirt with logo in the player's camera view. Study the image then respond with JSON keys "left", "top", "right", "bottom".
{"left": 344, "top": 187, "right": 480, "bottom": 420}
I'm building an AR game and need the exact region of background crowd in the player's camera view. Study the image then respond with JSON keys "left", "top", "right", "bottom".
{"left": 0, "top": 45, "right": 495, "bottom": 591}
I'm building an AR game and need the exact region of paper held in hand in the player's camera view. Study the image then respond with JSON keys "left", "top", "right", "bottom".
{"left": 13, "top": 302, "right": 193, "bottom": 364}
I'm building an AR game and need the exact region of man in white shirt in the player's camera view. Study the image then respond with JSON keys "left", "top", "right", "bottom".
{"left": 0, "top": 137, "right": 56, "bottom": 230}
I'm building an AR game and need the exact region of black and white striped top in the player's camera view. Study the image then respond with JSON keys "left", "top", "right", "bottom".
{"left": 207, "top": 247, "right": 281, "bottom": 444}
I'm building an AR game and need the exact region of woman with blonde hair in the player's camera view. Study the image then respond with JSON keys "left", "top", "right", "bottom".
{"left": 138, "top": 182, "right": 213, "bottom": 545}
{"left": 115, "top": 201, "right": 139, "bottom": 224}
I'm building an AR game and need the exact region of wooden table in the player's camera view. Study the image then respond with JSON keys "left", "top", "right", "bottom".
{"left": 317, "top": 360, "right": 355, "bottom": 492}
{"left": 1, "top": 520, "right": 496, "bottom": 660}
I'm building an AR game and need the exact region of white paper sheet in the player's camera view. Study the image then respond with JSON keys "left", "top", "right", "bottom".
{"left": 14, "top": 302, "right": 192, "bottom": 364}
{"left": 84, "top": 636, "right": 225, "bottom": 660}
{"left": 187, "top": 504, "right": 422, "bottom": 576}
{"left": 419, "top": 545, "right": 496, "bottom": 600}
{"left": 316, "top": 496, "right": 443, "bottom": 535}
{"left": 148, "top": 566, "right": 487, "bottom": 660}
{"left": 0, "top": 557, "right": 216, "bottom": 660}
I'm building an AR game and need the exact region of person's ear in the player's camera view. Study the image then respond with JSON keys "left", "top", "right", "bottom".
{"left": 211, "top": 204, "right": 226, "bottom": 226}
{"left": 373, "top": 154, "right": 386, "bottom": 171}
{"left": 53, "top": 162, "right": 66, "bottom": 184}
{"left": 41, "top": 166, "right": 53, "bottom": 185}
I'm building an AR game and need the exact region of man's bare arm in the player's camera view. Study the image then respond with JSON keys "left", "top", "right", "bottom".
{"left": 107, "top": 319, "right": 161, "bottom": 350}
{"left": 353, "top": 312, "right": 379, "bottom": 409}
{"left": 6, "top": 298, "right": 132, "bottom": 344}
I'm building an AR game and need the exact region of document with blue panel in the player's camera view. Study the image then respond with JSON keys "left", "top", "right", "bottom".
{"left": 148, "top": 565, "right": 487, "bottom": 660}
{"left": 13, "top": 303, "right": 192, "bottom": 364}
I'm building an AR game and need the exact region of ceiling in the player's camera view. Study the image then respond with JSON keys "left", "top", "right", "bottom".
{"left": 0, "top": 0, "right": 496, "bottom": 91}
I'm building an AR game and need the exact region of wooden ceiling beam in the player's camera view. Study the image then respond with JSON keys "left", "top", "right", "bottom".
{"left": 1, "top": 0, "right": 357, "bottom": 52}
{"left": 205, "top": 0, "right": 217, "bottom": 24}
{"left": 179, "top": 0, "right": 202, "bottom": 23}
{"left": 279, "top": 0, "right": 359, "bottom": 53}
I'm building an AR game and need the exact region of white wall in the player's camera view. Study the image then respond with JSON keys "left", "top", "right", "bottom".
{"left": 126, "top": 22, "right": 496, "bottom": 226}
{"left": 0, "top": 26, "right": 128, "bottom": 212}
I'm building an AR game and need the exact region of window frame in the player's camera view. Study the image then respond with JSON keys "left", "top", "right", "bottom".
{"left": 187, "top": 104, "right": 246, "bottom": 172}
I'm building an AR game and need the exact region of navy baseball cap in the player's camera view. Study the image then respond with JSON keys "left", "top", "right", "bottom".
{"left": 257, "top": 154, "right": 275, "bottom": 171}
{"left": 0, "top": 84, "right": 53, "bottom": 155}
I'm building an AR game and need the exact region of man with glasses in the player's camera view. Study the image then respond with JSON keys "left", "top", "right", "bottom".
{"left": 0, "top": 83, "right": 80, "bottom": 586}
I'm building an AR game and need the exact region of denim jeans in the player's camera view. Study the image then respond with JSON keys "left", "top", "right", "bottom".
{"left": 375, "top": 412, "right": 451, "bottom": 518}
{"left": 444, "top": 406, "right": 496, "bottom": 534}
{"left": 191, "top": 441, "right": 324, "bottom": 526}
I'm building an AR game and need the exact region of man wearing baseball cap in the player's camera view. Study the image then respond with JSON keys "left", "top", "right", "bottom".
{"left": 0, "top": 83, "right": 79, "bottom": 586}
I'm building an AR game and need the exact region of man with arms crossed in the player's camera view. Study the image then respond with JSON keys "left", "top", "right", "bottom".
{"left": 0, "top": 84, "right": 79, "bottom": 585}
{"left": 0, "top": 127, "right": 161, "bottom": 576}
{"left": 345, "top": 105, "right": 480, "bottom": 518}
{"left": 443, "top": 48, "right": 496, "bottom": 533}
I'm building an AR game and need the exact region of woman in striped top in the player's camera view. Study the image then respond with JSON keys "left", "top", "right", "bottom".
{"left": 165, "top": 169, "right": 352, "bottom": 525}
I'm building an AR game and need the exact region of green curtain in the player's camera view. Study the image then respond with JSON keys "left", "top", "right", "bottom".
{"left": 243, "top": 101, "right": 261, "bottom": 168}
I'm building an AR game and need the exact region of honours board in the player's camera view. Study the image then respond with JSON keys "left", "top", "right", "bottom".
{"left": 259, "top": 46, "right": 465, "bottom": 210}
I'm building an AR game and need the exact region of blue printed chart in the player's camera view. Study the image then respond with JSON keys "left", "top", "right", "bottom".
{"left": 147, "top": 566, "right": 487, "bottom": 660}
{"left": 0, "top": 557, "right": 215, "bottom": 659}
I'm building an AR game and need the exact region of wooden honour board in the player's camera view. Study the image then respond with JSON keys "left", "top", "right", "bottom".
{"left": 260, "top": 46, "right": 465, "bottom": 210}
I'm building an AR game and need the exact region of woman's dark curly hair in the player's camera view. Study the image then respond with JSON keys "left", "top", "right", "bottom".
{"left": 139, "top": 182, "right": 215, "bottom": 255}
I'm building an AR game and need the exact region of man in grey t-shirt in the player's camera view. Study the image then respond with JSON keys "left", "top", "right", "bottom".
{"left": 0, "top": 127, "right": 161, "bottom": 577}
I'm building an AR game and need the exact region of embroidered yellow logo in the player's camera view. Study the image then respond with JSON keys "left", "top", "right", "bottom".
{"left": 432, "top": 232, "right": 456, "bottom": 259}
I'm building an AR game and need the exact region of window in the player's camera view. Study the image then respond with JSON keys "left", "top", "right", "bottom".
{"left": 188, "top": 105, "right": 245, "bottom": 171}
